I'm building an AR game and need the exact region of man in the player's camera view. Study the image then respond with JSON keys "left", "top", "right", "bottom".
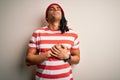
{"left": 26, "top": 3, "right": 80, "bottom": 80}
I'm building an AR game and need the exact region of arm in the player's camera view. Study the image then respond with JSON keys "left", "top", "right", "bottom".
{"left": 26, "top": 48, "right": 51, "bottom": 66}
{"left": 50, "top": 44, "right": 80, "bottom": 64}
{"left": 69, "top": 48, "right": 80, "bottom": 64}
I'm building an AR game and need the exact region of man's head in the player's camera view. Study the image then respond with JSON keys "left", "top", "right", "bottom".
{"left": 45, "top": 3, "right": 69, "bottom": 33}
{"left": 46, "top": 3, "right": 64, "bottom": 22}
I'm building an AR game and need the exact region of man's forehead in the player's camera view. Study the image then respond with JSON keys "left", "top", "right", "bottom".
{"left": 49, "top": 4, "right": 60, "bottom": 8}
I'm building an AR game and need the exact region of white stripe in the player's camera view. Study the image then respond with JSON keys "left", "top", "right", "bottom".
{"left": 29, "top": 44, "right": 39, "bottom": 49}
{"left": 28, "top": 44, "right": 36, "bottom": 47}
{"left": 40, "top": 60, "right": 65, "bottom": 66}
{"left": 40, "top": 36, "right": 74, "bottom": 41}
{"left": 39, "top": 44, "right": 72, "bottom": 49}
{"left": 72, "top": 44, "right": 79, "bottom": 49}
{"left": 36, "top": 67, "right": 71, "bottom": 75}
{"left": 30, "top": 37, "right": 36, "bottom": 42}
{"left": 34, "top": 28, "right": 77, "bottom": 34}
{"left": 31, "top": 36, "right": 74, "bottom": 42}
{"left": 35, "top": 73, "right": 73, "bottom": 80}
{"left": 39, "top": 44, "right": 54, "bottom": 48}
{"left": 35, "top": 29, "right": 61, "bottom": 34}
{"left": 29, "top": 44, "right": 72, "bottom": 50}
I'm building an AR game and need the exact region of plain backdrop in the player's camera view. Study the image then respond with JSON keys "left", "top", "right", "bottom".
{"left": 0, "top": 0, "right": 120, "bottom": 80}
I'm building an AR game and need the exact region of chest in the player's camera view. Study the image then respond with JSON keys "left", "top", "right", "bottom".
{"left": 38, "top": 33, "right": 75, "bottom": 49}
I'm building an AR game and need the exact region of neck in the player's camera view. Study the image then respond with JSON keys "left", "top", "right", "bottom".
{"left": 48, "top": 21, "right": 60, "bottom": 30}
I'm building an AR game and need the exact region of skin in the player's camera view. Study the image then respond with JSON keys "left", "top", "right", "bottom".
{"left": 26, "top": 5, "right": 80, "bottom": 66}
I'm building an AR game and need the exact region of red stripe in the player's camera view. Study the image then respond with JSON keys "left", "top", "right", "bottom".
{"left": 37, "top": 63, "right": 70, "bottom": 70}
{"left": 28, "top": 47, "right": 36, "bottom": 49}
{"left": 32, "top": 33, "right": 38, "bottom": 38}
{"left": 40, "top": 33, "right": 77, "bottom": 38}
{"left": 32, "top": 32, "right": 77, "bottom": 38}
{"left": 39, "top": 48, "right": 71, "bottom": 52}
{"left": 38, "top": 40, "right": 74, "bottom": 45}
{"left": 71, "top": 48, "right": 79, "bottom": 50}
{"left": 36, "top": 70, "right": 72, "bottom": 79}
{"left": 47, "top": 57, "right": 61, "bottom": 61}
{"left": 70, "top": 78, "right": 74, "bottom": 80}
{"left": 29, "top": 40, "right": 36, "bottom": 44}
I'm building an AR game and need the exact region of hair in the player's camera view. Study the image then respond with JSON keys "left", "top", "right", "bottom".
{"left": 60, "top": 13, "right": 69, "bottom": 33}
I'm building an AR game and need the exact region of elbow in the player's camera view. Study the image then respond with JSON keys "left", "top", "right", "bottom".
{"left": 25, "top": 56, "right": 32, "bottom": 66}
{"left": 75, "top": 57, "right": 80, "bottom": 64}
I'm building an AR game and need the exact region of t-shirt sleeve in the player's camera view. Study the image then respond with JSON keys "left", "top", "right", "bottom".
{"left": 71, "top": 33, "right": 80, "bottom": 50}
{"left": 28, "top": 30, "right": 39, "bottom": 50}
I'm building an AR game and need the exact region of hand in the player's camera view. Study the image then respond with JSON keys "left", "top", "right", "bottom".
{"left": 50, "top": 44, "right": 69, "bottom": 60}
{"left": 46, "top": 50, "right": 53, "bottom": 58}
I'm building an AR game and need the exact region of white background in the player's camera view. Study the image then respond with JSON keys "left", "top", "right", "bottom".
{"left": 0, "top": 0, "right": 120, "bottom": 80}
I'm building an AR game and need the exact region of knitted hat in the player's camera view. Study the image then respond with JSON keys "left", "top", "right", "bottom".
{"left": 45, "top": 3, "right": 64, "bottom": 21}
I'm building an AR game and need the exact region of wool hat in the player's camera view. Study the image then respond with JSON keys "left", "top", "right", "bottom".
{"left": 45, "top": 3, "right": 64, "bottom": 21}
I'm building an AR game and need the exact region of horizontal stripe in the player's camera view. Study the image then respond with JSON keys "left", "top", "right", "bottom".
{"left": 29, "top": 37, "right": 38, "bottom": 43}
{"left": 34, "top": 27, "right": 76, "bottom": 34}
{"left": 28, "top": 44, "right": 78, "bottom": 51}
{"left": 40, "top": 60, "right": 65, "bottom": 66}
{"left": 28, "top": 44, "right": 36, "bottom": 47}
{"left": 36, "top": 69, "right": 72, "bottom": 79}
{"left": 31, "top": 36, "right": 75, "bottom": 41}
{"left": 35, "top": 72, "right": 73, "bottom": 80}
{"left": 29, "top": 39, "right": 74, "bottom": 45}
{"left": 39, "top": 40, "right": 74, "bottom": 45}
{"left": 28, "top": 44, "right": 39, "bottom": 48}
{"left": 71, "top": 47, "right": 79, "bottom": 50}
{"left": 39, "top": 47, "right": 71, "bottom": 53}
{"left": 30, "top": 36, "right": 74, "bottom": 41}
{"left": 38, "top": 44, "right": 54, "bottom": 48}
{"left": 47, "top": 57, "right": 61, "bottom": 61}
{"left": 71, "top": 44, "right": 79, "bottom": 49}
{"left": 37, "top": 44, "right": 71, "bottom": 49}
{"left": 32, "top": 32, "right": 77, "bottom": 39}
{"left": 37, "top": 63, "right": 70, "bottom": 70}
{"left": 36, "top": 66, "right": 71, "bottom": 75}
{"left": 40, "top": 36, "right": 74, "bottom": 41}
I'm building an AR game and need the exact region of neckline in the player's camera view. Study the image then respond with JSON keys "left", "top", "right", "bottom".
{"left": 47, "top": 26, "right": 60, "bottom": 31}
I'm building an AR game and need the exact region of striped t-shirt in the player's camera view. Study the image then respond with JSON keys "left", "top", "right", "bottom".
{"left": 28, "top": 26, "right": 80, "bottom": 80}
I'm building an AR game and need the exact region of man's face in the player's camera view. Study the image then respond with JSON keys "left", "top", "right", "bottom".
{"left": 47, "top": 5, "right": 62, "bottom": 21}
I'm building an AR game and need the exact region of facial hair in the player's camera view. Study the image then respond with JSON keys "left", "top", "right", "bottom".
{"left": 47, "top": 13, "right": 61, "bottom": 23}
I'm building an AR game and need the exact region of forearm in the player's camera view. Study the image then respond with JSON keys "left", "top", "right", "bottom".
{"left": 26, "top": 52, "right": 48, "bottom": 66}
{"left": 69, "top": 55, "right": 80, "bottom": 64}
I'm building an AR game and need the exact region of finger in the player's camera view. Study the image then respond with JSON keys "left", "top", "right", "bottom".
{"left": 51, "top": 47, "right": 59, "bottom": 55}
{"left": 55, "top": 44, "right": 62, "bottom": 51}
{"left": 53, "top": 45, "right": 61, "bottom": 52}
{"left": 61, "top": 45, "right": 67, "bottom": 49}
{"left": 50, "top": 52, "right": 58, "bottom": 58}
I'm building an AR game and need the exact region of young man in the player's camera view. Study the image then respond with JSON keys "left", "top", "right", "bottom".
{"left": 26, "top": 3, "right": 80, "bottom": 80}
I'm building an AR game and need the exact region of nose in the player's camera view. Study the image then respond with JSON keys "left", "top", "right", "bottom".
{"left": 54, "top": 8, "right": 58, "bottom": 11}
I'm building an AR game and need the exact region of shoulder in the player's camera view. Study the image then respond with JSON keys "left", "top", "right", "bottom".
{"left": 66, "top": 27, "right": 79, "bottom": 39}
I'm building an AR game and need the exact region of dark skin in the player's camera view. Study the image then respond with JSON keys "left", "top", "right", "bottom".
{"left": 26, "top": 4, "right": 80, "bottom": 66}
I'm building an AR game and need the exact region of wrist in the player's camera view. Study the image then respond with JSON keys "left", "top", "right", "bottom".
{"left": 64, "top": 54, "right": 71, "bottom": 62}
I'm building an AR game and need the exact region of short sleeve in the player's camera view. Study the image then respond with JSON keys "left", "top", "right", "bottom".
{"left": 28, "top": 30, "right": 39, "bottom": 50}
{"left": 71, "top": 33, "right": 80, "bottom": 50}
